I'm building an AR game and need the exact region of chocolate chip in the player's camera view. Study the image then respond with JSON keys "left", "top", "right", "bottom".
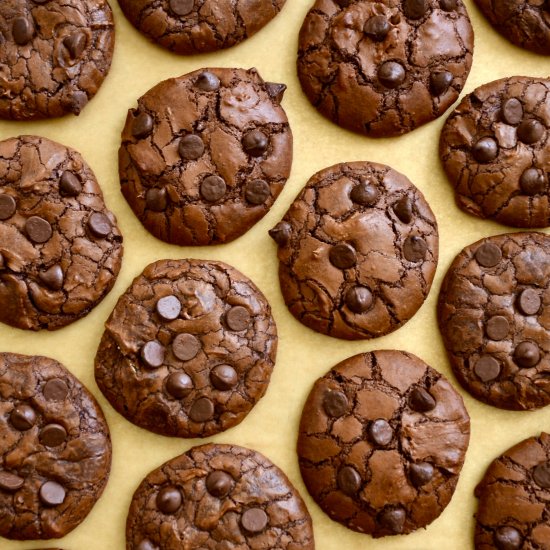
{"left": 0, "top": 194, "right": 16, "bottom": 220}
{"left": 269, "top": 221, "right": 291, "bottom": 246}
{"left": 364, "top": 15, "right": 390, "bottom": 41}
{"left": 265, "top": 82, "right": 287, "bottom": 103}
{"left": 87, "top": 212, "right": 112, "bottom": 238}
{"left": 132, "top": 112, "right": 154, "bottom": 139}
{"left": 323, "top": 390, "right": 348, "bottom": 417}
{"left": 189, "top": 397, "right": 214, "bottom": 422}
{"left": 195, "top": 71, "right": 220, "bottom": 92}
{"left": 494, "top": 526, "right": 522, "bottom": 550}
{"left": 245, "top": 179, "right": 270, "bottom": 205}
{"left": 533, "top": 461, "right": 550, "bottom": 488}
{"left": 226, "top": 306, "right": 251, "bottom": 331}
{"left": 59, "top": 171, "right": 82, "bottom": 196}
{"left": 156, "top": 486, "right": 182, "bottom": 514}
{"left": 200, "top": 175, "right": 226, "bottom": 202}
{"left": 403, "top": 0, "right": 428, "bottom": 18}
{"left": 440, "top": 0, "right": 457, "bottom": 11}
{"left": 486, "top": 316, "right": 509, "bottom": 340}
{"left": 10, "top": 404, "right": 37, "bottom": 431}
{"left": 242, "top": 130, "right": 269, "bottom": 157}
{"left": 430, "top": 71, "right": 453, "bottom": 96}
{"left": 156, "top": 295, "right": 181, "bottom": 321}
{"left": 501, "top": 98, "right": 523, "bottom": 125}
{"left": 137, "top": 541, "right": 157, "bottom": 550}
{"left": 170, "top": 0, "right": 194, "bottom": 16}
{"left": 39, "top": 264, "right": 64, "bottom": 291}
{"left": 43, "top": 378, "right": 69, "bottom": 401}
{"left": 517, "top": 119, "right": 545, "bottom": 144}
{"left": 334, "top": 0, "right": 352, "bottom": 6}
{"left": 514, "top": 341, "right": 540, "bottom": 368}
{"left": 393, "top": 196, "right": 413, "bottom": 223}
{"left": 337, "top": 466, "right": 362, "bottom": 495}
{"left": 206, "top": 470, "right": 233, "bottom": 497}
{"left": 179, "top": 134, "right": 205, "bottom": 161}
{"left": 165, "top": 372, "right": 193, "bottom": 399}
{"left": 39, "top": 481, "right": 66, "bottom": 506}
{"left": 329, "top": 243, "right": 357, "bottom": 269}
{"left": 0, "top": 471, "right": 24, "bottom": 492}
{"left": 409, "top": 462, "right": 434, "bottom": 487}
{"left": 63, "top": 31, "right": 87, "bottom": 58}
{"left": 172, "top": 333, "right": 200, "bottom": 361}
{"left": 146, "top": 188, "right": 168, "bottom": 211}
{"left": 520, "top": 168, "right": 547, "bottom": 195}
{"left": 409, "top": 387, "right": 436, "bottom": 412}
{"left": 403, "top": 235, "right": 427, "bottom": 262}
{"left": 210, "top": 365, "right": 238, "bottom": 391}
{"left": 141, "top": 341, "right": 165, "bottom": 369}
{"left": 39, "top": 423, "right": 67, "bottom": 447}
{"left": 241, "top": 508, "right": 268, "bottom": 533}
{"left": 472, "top": 137, "right": 498, "bottom": 162}
{"left": 13, "top": 17, "right": 33, "bottom": 46}
{"left": 345, "top": 286, "right": 373, "bottom": 313}
{"left": 517, "top": 289, "right": 541, "bottom": 316}
{"left": 474, "top": 355, "right": 501, "bottom": 382}
{"left": 25, "top": 216, "right": 52, "bottom": 243}
{"left": 378, "top": 61, "right": 406, "bottom": 89}
{"left": 379, "top": 507, "right": 406, "bottom": 533}
{"left": 368, "top": 419, "right": 393, "bottom": 446}
{"left": 351, "top": 180, "right": 379, "bottom": 206}
{"left": 475, "top": 242, "right": 502, "bottom": 267}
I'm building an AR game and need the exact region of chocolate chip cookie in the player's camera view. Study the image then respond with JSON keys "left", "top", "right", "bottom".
{"left": 119, "top": 67, "right": 292, "bottom": 246}
{"left": 126, "top": 443, "right": 314, "bottom": 550}
{"left": 0, "top": 352, "right": 111, "bottom": 540}
{"left": 117, "top": 0, "right": 286, "bottom": 55}
{"left": 269, "top": 161, "right": 438, "bottom": 340}
{"left": 0, "top": 135, "right": 123, "bottom": 331}
{"left": 297, "top": 0, "right": 474, "bottom": 137}
{"left": 475, "top": 432, "right": 550, "bottom": 549}
{"left": 440, "top": 77, "right": 550, "bottom": 228}
{"left": 298, "top": 350, "right": 470, "bottom": 537}
{"left": 95, "top": 259, "right": 277, "bottom": 438}
{"left": 438, "top": 232, "right": 550, "bottom": 410}
{"left": 0, "top": 0, "right": 114, "bottom": 120}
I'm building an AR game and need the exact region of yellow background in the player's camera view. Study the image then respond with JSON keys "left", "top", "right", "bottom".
{"left": 1, "top": 1, "right": 549, "bottom": 548}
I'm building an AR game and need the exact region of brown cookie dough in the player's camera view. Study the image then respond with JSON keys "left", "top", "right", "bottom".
{"left": 438, "top": 232, "right": 550, "bottom": 410}
{"left": 475, "top": 432, "right": 550, "bottom": 549}
{"left": 269, "top": 161, "right": 438, "bottom": 340}
{"left": 117, "top": 0, "right": 286, "bottom": 55}
{"left": 119, "top": 67, "right": 292, "bottom": 246}
{"left": 0, "top": 353, "right": 111, "bottom": 540}
{"left": 0, "top": 135, "right": 123, "bottom": 331}
{"left": 440, "top": 76, "right": 550, "bottom": 228}
{"left": 0, "top": 0, "right": 114, "bottom": 120}
{"left": 126, "top": 443, "right": 314, "bottom": 550}
{"left": 95, "top": 259, "right": 277, "bottom": 438}
{"left": 297, "top": 0, "right": 474, "bottom": 137}
{"left": 297, "top": 350, "right": 470, "bottom": 537}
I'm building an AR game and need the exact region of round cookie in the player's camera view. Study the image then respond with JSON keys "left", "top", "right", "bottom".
{"left": 0, "top": 135, "right": 123, "bottom": 331}
{"left": 440, "top": 76, "right": 550, "bottom": 228}
{"left": 269, "top": 161, "right": 438, "bottom": 340}
{"left": 474, "top": 432, "right": 550, "bottom": 549}
{"left": 438, "top": 232, "right": 550, "bottom": 410}
{"left": 297, "top": 350, "right": 470, "bottom": 537}
{"left": 0, "top": 352, "right": 111, "bottom": 540}
{"left": 117, "top": 0, "right": 286, "bottom": 55}
{"left": 119, "top": 67, "right": 292, "bottom": 246}
{"left": 297, "top": 0, "right": 474, "bottom": 138}
{"left": 126, "top": 443, "right": 314, "bottom": 549}
{"left": 94, "top": 259, "right": 277, "bottom": 438}
{"left": 0, "top": 0, "right": 114, "bottom": 120}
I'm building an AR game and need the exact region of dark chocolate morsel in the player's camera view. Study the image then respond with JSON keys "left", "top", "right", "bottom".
{"left": 59, "top": 171, "right": 82, "bottom": 196}
{"left": 430, "top": 71, "right": 453, "bottom": 96}
{"left": 409, "top": 387, "right": 436, "bottom": 412}
{"left": 409, "top": 462, "right": 434, "bottom": 487}
{"left": 226, "top": 306, "right": 251, "bottom": 331}
{"left": 474, "top": 355, "right": 501, "bottom": 382}
{"left": 475, "top": 243, "right": 502, "bottom": 267}
{"left": 165, "top": 372, "right": 193, "bottom": 398}
{"left": 265, "top": 82, "right": 287, "bottom": 103}
{"left": 39, "top": 423, "right": 67, "bottom": 447}
{"left": 0, "top": 194, "right": 16, "bottom": 220}
{"left": 13, "top": 18, "right": 33, "bottom": 46}
{"left": 172, "top": 333, "right": 200, "bottom": 361}
{"left": 10, "top": 404, "right": 37, "bottom": 431}
{"left": 472, "top": 137, "right": 498, "bottom": 162}
{"left": 501, "top": 98, "right": 523, "bottom": 125}
{"left": 39, "top": 265, "right": 64, "bottom": 291}
{"left": 403, "top": 0, "right": 428, "bottom": 19}
{"left": 378, "top": 61, "right": 406, "bottom": 89}
{"left": 517, "top": 119, "right": 545, "bottom": 144}
{"left": 368, "top": 419, "right": 393, "bottom": 446}
{"left": 364, "top": 15, "right": 390, "bottom": 41}
{"left": 39, "top": 481, "right": 66, "bottom": 506}
{"left": 156, "top": 486, "right": 182, "bottom": 514}
{"left": 403, "top": 236, "right": 427, "bottom": 262}
{"left": 350, "top": 180, "right": 379, "bottom": 206}
{"left": 206, "top": 470, "right": 233, "bottom": 498}
{"left": 533, "top": 461, "right": 550, "bottom": 488}
{"left": 493, "top": 526, "right": 522, "bottom": 550}
{"left": 241, "top": 508, "right": 268, "bottom": 533}
{"left": 0, "top": 471, "right": 24, "bottom": 492}
{"left": 440, "top": 0, "right": 457, "bottom": 10}
{"left": 179, "top": 134, "right": 205, "bottom": 161}
{"left": 520, "top": 168, "right": 546, "bottom": 195}
{"left": 189, "top": 397, "right": 214, "bottom": 422}
{"left": 146, "top": 188, "right": 168, "bottom": 211}
{"left": 141, "top": 341, "right": 165, "bottom": 369}
{"left": 245, "top": 179, "right": 271, "bottom": 205}
{"left": 393, "top": 196, "right": 413, "bottom": 223}
{"left": 43, "top": 378, "right": 69, "bottom": 401}
{"left": 63, "top": 31, "right": 87, "bottom": 59}
{"left": 132, "top": 112, "right": 154, "bottom": 139}
{"left": 200, "top": 176, "right": 226, "bottom": 202}
{"left": 87, "top": 212, "right": 112, "bottom": 238}
{"left": 210, "top": 365, "right": 238, "bottom": 391}
{"left": 513, "top": 342, "right": 540, "bottom": 368}
{"left": 156, "top": 295, "right": 181, "bottom": 321}
{"left": 25, "top": 216, "right": 52, "bottom": 243}
{"left": 345, "top": 286, "right": 373, "bottom": 313}
{"left": 486, "top": 316, "right": 509, "bottom": 340}
{"left": 379, "top": 507, "right": 406, "bottom": 533}
{"left": 195, "top": 71, "right": 220, "bottom": 92}
{"left": 169, "top": 0, "right": 194, "bottom": 16}
{"left": 329, "top": 243, "right": 357, "bottom": 269}
{"left": 323, "top": 390, "right": 348, "bottom": 418}
{"left": 337, "top": 466, "right": 362, "bottom": 495}
{"left": 517, "top": 289, "right": 541, "bottom": 316}
{"left": 269, "top": 221, "right": 291, "bottom": 246}
{"left": 242, "top": 130, "right": 269, "bottom": 157}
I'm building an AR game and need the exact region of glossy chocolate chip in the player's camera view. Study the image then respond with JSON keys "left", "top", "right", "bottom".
{"left": 172, "top": 333, "right": 200, "bottom": 361}
{"left": 368, "top": 419, "right": 393, "bottom": 446}
{"left": 13, "top": 17, "right": 33, "bottom": 45}
{"left": 475, "top": 242, "right": 502, "bottom": 267}
{"left": 517, "top": 119, "right": 545, "bottom": 144}
{"left": 409, "top": 462, "right": 434, "bottom": 487}
{"left": 226, "top": 306, "right": 251, "bottom": 331}
{"left": 514, "top": 342, "right": 540, "bottom": 368}
{"left": 501, "top": 98, "right": 523, "bottom": 125}
{"left": 364, "top": 15, "right": 390, "bottom": 41}
{"left": 0, "top": 194, "right": 16, "bottom": 220}
{"left": 517, "top": 289, "right": 541, "bottom": 315}
{"left": 242, "top": 130, "right": 269, "bottom": 157}
{"left": 533, "top": 461, "right": 550, "bottom": 488}
{"left": 430, "top": 71, "right": 453, "bottom": 96}
{"left": 146, "top": 188, "right": 168, "bottom": 211}
{"left": 409, "top": 387, "right": 436, "bottom": 412}
{"left": 393, "top": 196, "right": 413, "bottom": 223}
{"left": 241, "top": 508, "right": 268, "bottom": 533}
{"left": 403, "top": 236, "right": 427, "bottom": 262}
{"left": 137, "top": 540, "right": 157, "bottom": 550}
{"left": 520, "top": 168, "right": 546, "bottom": 195}
{"left": 265, "top": 82, "right": 287, "bottom": 103}
{"left": 350, "top": 180, "right": 379, "bottom": 206}
{"left": 39, "top": 264, "right": 64, "bottom": 291}
{"left": 59, "top": 171, "right": 82, "bottom": 196}
{"left": 245, "top": 179, "right": 270, "bottom": 205}
{"left": 206, "top": 471, "right": 234, "bottom": 498}
{"left": 43, "top": 378, "right": 69, "bottom": 401}
{"left": 345, "top": 286, "right": 373, "bottom": 313}
{"left": 337, "top": 466, "right": 362, "bottom": 495}
{"left": 472, "top": 137, "right": 498, "bottom": 162}
{"left": 474, "top": 355, "right": 501, "bottom": 382}
{"left": 329, "top": 243, "right": 357, "bottom": 269}
{"left": 156, "top": 295, "right": 181, "bottom": 321}
{"left": 132, "top": 112, "right": 154, "bottom": 139}
{"left": 40, "top": 481, "right": 66, "bottom": 506}
{"left": 0, "top": 471, "right": 24, "bottom": 492}
{"left": 39, "top": 423, "right": 67, "bottom": 447}
{"left": 63, "top": 31, "right": 86, "bottom": 59}
{"left": 323, "top": 390, "right": 348, "bottom": 417}
{"left": 269, "top": 221, "right": 291, "bottom": 246}
{"left": 189, "top": 397, "right": 214, "bottom": 422}
{"left": 156, "top": 486, "right": 182, "bottom": 514}
{"left": 170, "top": 0, "right": 194, "bottom": 16}
{"left": 179, "top": 134, "right": 205, "bottom": 161}
{"left": 25, "top": 216, "right": 52, "bottom": 243}
{"left": 165, "top": 372, "right": 193, "bottom": 399}
{"left": 379, "top": 507, "right": 406, "bottom": 533}
{"left": 200, "top": 176, "right": 226, "bottom": 202}
{"left": 440, "top": 0, "right": 458, "bottom": 10}
{"left": 403, "top": 0, "right": 428, "bottom": 18}
{"left": 141, "top": 341, "right": 165, "bottom": 368}
{"left": 87, "top": 212, "right": 111, "bottom": 238}
{"left": 494, "top": 526, "right": 522, "bottom": 550}
{"left": 195, "top": 71, "right": 220, "bottom": 92}
{"left": 486, "top": 316, "right": 509, "bottom": 340}
{"left": 210, "top": 365, "right": 238, "bottom": 391}
{"left": 10, "top": 404, "right": 37, "bottom": 431}
{"left": 378, "top": 61, "right": 406, "bottom": 89}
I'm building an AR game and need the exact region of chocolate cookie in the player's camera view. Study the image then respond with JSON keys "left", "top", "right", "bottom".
{"left": 297, "top": 350, "right": 470, "bottom": 537}
{"left": 269, "top": 161, "right": 438, "bottom": 340}
{"left": 440, "top": 77, "right": 550, "bottom": 228}
{"left": 0, "top": 352, "right": 111, "bottom": 540}
{"left": 126, "top": 443, "right": 314, "bottom": 550}
{"left": 119, "top": 67, "right": 292, "bottom": 246}
{"left": 0, "top": 0, "right": 114, "bottom": 120}
{"left": 117, "top": 0, "right": 286, "bottom": 55}
{"left": 475, "top": 432, "right": 550, "bottom": 549}
{"left": 438, "top": 232, "right": 550, "bottom": 410}
{"left": 0, "top": 135, "right": 123, "bottom": 331}
{"left": 94, "top": 259, "right": 277, "bottom": 438}
{"left": 297, "top": 0, "right": 474, "bottom": 137}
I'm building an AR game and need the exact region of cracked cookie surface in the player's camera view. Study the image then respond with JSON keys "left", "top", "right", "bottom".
{"left": 474, "top": 432, "right": 550, "bottom": 549}
{"left": 269, "top": 161, "right": 438, "bottom": 340}
{"left": 0, "top": 135, "right": 123, "bottom": 331}
{"left": 297, "top": 350, "right": 470, "bottom": 537}
{"left": 95, "top": 259, "right": 277, "bottom": 438}
{"left": 126, "top": 443, "right": 314, "bottom": 550}
{"left": 440, "top": 77, "right": 550, "bottom": 228}
{"left": 0, "top": 0, "right": 114, "bottom": 120}
{"left": 0, "top": 352, "right": 111, "bottom": 540}
{"left": 297, "top": 0, "right": 474, "bottom": 137}
{"left": 438, "top": 232, "right": 550, "bottom": 410}
{"left": 119, "top": 67, "right": 292, "bottom": 246}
